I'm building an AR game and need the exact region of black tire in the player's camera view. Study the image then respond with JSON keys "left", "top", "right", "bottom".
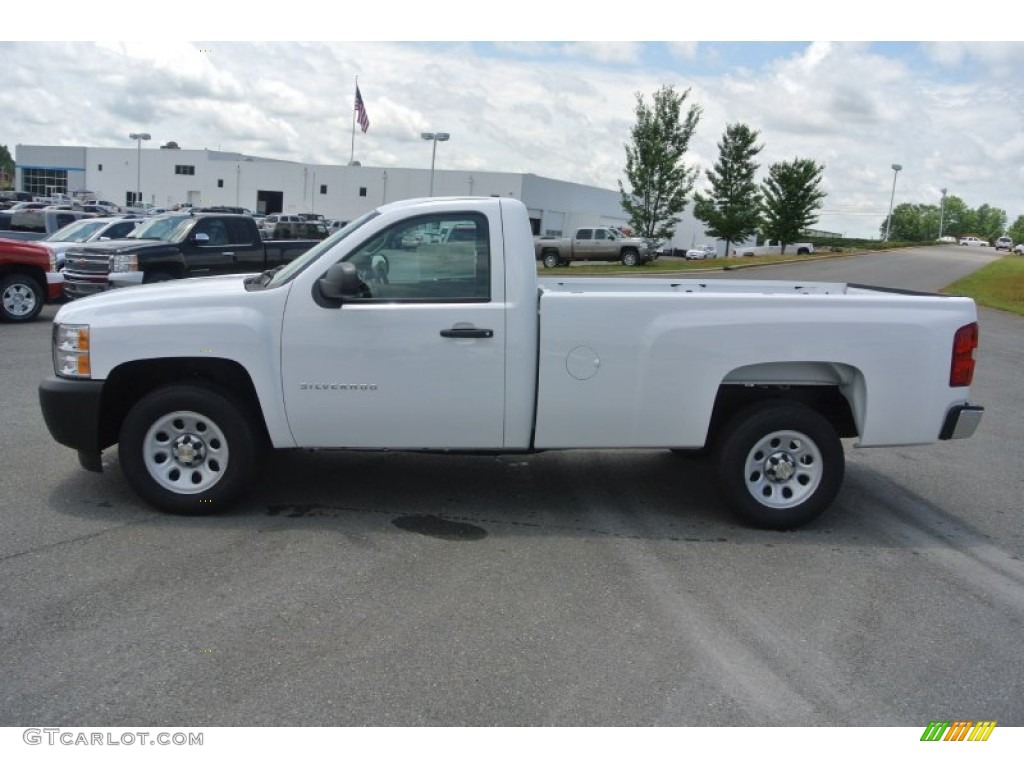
{"left": 797, "top": 247, "right": 810, "bottom": 255}
{"left": 621, "top": 248, "right": 639, "bottom": 267}
{"left": 118, "top": 383, "right": 259, "bottom": 515}
{"left": 714, "top": 401, "right": 844, "bottom": 529}
{"left": 1, "top": 273, "right": 45, "bottom": 322}
{"left": 542, "top": 252, "right": 560, "bottom": 269}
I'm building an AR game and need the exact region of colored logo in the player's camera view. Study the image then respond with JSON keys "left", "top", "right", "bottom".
{"left": 920, "top": 721, "right": 996, "bottom": 742}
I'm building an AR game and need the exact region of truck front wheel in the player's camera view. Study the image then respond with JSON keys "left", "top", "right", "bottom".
{"left": 542, "top": 252, "right": 561, "bottom": 269}
{"left": 118, "top": 384, "right": 258, "bottom": 515}
{"left": 621, "top": 249, "right": 640, "bottom": 267}
{"left": 714, "top": 402, "right": 844, "bottom": 529}
{"left": 1, "top": 274, "right": 44, "bottom": 322}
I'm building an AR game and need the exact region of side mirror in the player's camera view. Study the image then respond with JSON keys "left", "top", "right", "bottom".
{"left": 318, "top": 262, "right": 363, "bottom": 301}
{"left": 192, "top": 232, "right": 210, "bottom": 244}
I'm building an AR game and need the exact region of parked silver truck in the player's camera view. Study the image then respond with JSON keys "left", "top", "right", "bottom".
{"left": 534, "top": 226, "right": 653, "bottom": 267}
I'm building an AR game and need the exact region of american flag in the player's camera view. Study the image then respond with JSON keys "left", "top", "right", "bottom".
{"left": 355, "top": 86, "right": 370, "bottom": 133}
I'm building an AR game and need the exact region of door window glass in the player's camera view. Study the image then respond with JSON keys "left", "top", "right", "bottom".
{"left": 342, "top": 213, "right": 490, "bottom": 302}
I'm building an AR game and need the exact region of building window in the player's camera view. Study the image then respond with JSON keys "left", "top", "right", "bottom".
{"left": 21, "top": 168, "right": 68, "bottom": 198}
{"left": 320, "top": 184, "right": 327, "bottom": 194}
{"left": 174, "top": 165, "right": 196, "bottom": 176}
{"left": 359, "top": 187, "right": 367, "bottom": 197}
{"left": 217, "top": 179, "right": 224, "bottom": 188}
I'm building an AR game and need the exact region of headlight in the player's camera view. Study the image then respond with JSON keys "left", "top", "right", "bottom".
{"left": 110, "top": 253, "right": 138, "bottom": 273}
{"left": 53, "top": 323, "right": 91, "bottom": 378}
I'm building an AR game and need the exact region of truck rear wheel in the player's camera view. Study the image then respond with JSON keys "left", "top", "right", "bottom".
{"left": 118, "top": 383, "right": 258, "bottom": 515}
{"left": 1, "top": 273, "right": 44, "bottom": 322}
{"left": 621, "top": 249, "right": 640, "bottom": 267}
{"left": 714, "top": 401, "right": 844, "bottom": 529}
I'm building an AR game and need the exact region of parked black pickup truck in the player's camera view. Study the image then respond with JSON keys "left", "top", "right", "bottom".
{"left": 63, "top": 212, "right": 322, "bottom": 299}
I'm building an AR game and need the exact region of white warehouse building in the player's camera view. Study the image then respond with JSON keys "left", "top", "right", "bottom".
{"left": 13, "top": 144, "right": 709, "bottom": 249}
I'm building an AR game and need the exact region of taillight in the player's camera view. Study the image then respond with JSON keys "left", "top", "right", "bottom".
{"left": 950, "top": 322, "right": 979, "bottom": 387}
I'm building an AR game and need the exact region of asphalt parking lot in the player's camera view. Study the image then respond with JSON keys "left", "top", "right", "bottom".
{"left": 1, "top": 245, "right": 1022, "bottom": 727}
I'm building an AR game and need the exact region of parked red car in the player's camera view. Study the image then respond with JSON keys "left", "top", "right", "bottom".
{"left": 0, "top": 238, "right": 63, "bottom": 321}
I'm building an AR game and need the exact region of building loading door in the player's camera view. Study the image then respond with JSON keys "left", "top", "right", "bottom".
{"left": 257, "top": 190, "right": 283, "bottom": 215}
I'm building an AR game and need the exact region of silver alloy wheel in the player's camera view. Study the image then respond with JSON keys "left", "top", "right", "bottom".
{"left": 2, "top": 281, "right": 37, "bottom": 318}
{"left": 142, "top": 410, "right": 229, "bottom": 494}
{"left": 743, "top": 429, "right": 823, "bottom": 509}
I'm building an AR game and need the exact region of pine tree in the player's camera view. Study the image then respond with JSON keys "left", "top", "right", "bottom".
{"left": 760, "top": 158, "right": 826, "bottom": 253}
{"left": 693, "top": 124, "right": 763, "bottom": 257}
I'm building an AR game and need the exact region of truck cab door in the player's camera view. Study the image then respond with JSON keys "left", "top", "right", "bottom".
{"left": 180, "top": 219, "right": 237, "bottom": 276}
{"left": 573, "top": 228, "right": 594, "bottom": 259}
{"left": 280, "top": 211, "right": 507, "bottom": 449}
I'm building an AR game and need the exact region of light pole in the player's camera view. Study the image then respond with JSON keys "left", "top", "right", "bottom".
{"left": 420, "top": 132, "right": 450, "bottom": 196}
{"left": 939, "top": 187, "right": 948, "bottom": 239}
{"left": 128, "top": 132, "right": 151, "bottom": 206}
{"left": 884, "top": 163, "right": 902, "bottom": 241}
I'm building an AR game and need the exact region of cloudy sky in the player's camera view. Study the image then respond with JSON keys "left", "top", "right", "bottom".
{"left": 4, "top": 6, "right": 1021, "bottom": 237}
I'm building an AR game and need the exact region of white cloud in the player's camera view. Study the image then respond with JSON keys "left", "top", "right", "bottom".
{"left": 3, "top": 39, "right": 1024, "bottom": 237}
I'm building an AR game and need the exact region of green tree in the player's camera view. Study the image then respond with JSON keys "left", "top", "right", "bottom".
{"left": 693, "top": 123, "right": 763, "bottom": 257}
{"left": 759, "top": 157, "right": 826, "bottom": 252}
{"left": 1007, "top": 214, "right": 1024, "bottom": 246}
{"left": 973, "top": 203, "right": 1007, "bottom": 242}
{"left": 618, "top": 85, "right": 702, "bottom": 242}
{"left": 940, "top": 195, "right": 971, "bottom": 239}
{"left": 883, "top": 203, "right": 942, "bottom": 242}
{"left": 0, "top": 144, "right": 14, "bottom": 190}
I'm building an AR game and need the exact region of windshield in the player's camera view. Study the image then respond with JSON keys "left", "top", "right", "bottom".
{"left": 127, "top": 215, "right": 193, "bottom": 242}
{"left": 42, "top": 219, "right": 107, "bottom": 243}
{"left": 265, "top": 209, "right": 380, "bottom": 288}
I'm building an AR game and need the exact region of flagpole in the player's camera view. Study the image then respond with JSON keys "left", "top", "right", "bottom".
{"left": 350, "top": 77, "right": 357, "bottom": 164}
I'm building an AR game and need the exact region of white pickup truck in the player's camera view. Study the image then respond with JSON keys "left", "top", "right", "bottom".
{"left": 739, "top": 239, "right": 814, "bottom": 257}
{"left": 38, "top": 197, "right": 984, "bottom": 529}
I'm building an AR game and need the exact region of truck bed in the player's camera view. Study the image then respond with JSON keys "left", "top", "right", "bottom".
{"left": 532, "top": 276, "right": 976, "bottom": 450}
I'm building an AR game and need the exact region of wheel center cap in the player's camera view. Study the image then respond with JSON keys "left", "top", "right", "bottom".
{"left": 765, "top": 451, "right": 796, "bottom": 481}
{"left": 173, "top": 434, "right": 206, "bottom": 466}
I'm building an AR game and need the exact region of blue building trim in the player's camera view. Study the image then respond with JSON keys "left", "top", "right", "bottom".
{"left": 16, "top": 164, "right": 87, "bottom": 172}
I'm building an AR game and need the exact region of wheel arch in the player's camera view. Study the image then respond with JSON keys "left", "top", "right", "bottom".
{"left": 98, "top": 357, "right": 269, "bottom": 451}
{"left": 0, "top": 263, "right": 47, "bottom": 286}
{"left": 709, "top": 361, "right": 864, "bottom": 445}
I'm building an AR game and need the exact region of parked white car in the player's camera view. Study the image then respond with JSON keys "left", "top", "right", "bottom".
{"left": 959, "top": 236, "right": 987, "bottom": 247}
{"left": 82, "top": 200, "right": 121, "bottom": 214}
{"left": 685, "top": 244, "right": 716, "bottom": 260}
{"left": 37, "top": 217, "right": 142, "bottom": 268}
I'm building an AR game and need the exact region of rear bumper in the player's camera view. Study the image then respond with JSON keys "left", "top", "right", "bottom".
{"left": 939, "top": 404, "right": 984, "bottom": 440}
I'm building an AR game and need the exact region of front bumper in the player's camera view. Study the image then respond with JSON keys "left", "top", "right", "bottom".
{"left": 38, "top": 376, "right": 107, "bottom": 471}
{"left": 939, "top": 404, "right": 984, "bottom": 440}
{"left": 110, "top": 271, "right": 144, "bottom": 288}
{"left": 63, "top": 276, "right": 109, "bottom": 300}
{"left": 45, "top": 271, "right": 64, "bottom": 301}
